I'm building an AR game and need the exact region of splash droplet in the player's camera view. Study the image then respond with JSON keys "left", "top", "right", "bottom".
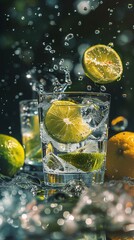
{"left": 78, "top": 76, "right": 83, "bottom": 81}
{"left": 65, "top": 33, "right": 74, "bottom": 41}
{"left": 87, "top": 85, "right": 92, "bottom": 91}
{"left": 128, "top": 4, "right": 133, "bottom": 9}
{"left": 100, "top": 86, "right": 106, "bottom": 92}
{"left": 111, "top": 116, "right": 128, "bottom": 131}
{"left": 95, "top": 30, "right": 100, "bottom": 34}
{"left": 108, "top": 42, "right": 114, "bottom": 47}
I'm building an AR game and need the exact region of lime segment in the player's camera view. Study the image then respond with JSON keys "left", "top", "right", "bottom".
{"left": 82, "top": 44, "right": 123, "bottom": 84}
{"left": 59, "top": 152, "right": 105, "bottom": 172}
{"left": 44, "top": 100, "right": 91, "bottom": 143}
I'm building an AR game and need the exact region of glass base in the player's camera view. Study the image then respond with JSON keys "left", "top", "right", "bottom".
{"left": 43, "top": 170, "right": 105, "bottom": 188}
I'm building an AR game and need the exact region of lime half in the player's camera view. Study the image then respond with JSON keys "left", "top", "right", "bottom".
{"left": 83, "top": 44, "right": 123, "bottom": 84}
{"left": 44, "top": 100, "right": 91, "bottom": 143}
{"left": 59, "top": 152, "right": 105, "bottom": 172}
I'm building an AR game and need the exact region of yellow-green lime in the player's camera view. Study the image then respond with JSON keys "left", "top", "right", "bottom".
{"left": 44, "top": 100, "right": 91, "bottom": 143}
{"left": 59, "top": 152, "right": 105, "bottom": 172}
{"left": 82, "top": 44, "right": 123, "bottom": 84}
{"left": 0, "top": 134, "right": 25, "bottom": 177}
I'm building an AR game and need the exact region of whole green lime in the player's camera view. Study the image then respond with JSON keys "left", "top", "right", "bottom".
{"left": 0, "top": 134, "right": 25, "bottom": 177}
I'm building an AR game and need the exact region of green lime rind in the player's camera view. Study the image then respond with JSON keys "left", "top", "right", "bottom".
{"left": 0, "top": 134, "right": 25, "bottom": 177}
{"left": 59, "top": 152, "right": 105, "bottom": 172}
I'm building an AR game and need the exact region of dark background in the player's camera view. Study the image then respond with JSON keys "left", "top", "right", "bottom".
{"left": 0, "top": 0, "right": 134, "bottom": 143}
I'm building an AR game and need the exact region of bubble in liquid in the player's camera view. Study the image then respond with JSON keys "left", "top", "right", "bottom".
{"left": 111, "top": 116, "right": 128, "bottom": 131}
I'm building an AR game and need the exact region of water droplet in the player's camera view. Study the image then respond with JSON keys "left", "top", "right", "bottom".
{"left": 65, "top": 33, "right": 74, "bottom": 41}
{"left": 128, "top": 4, "right": 133, "bottom": 9}
{"left": 126, "top": 62, "right": 130, "bottom": 66}
{"left": 76, "top": 1, "right": 91, "bottom": 15}
{"left": 21, "top": 16, "right": 25, "bottom": 20}
{"left": 78, "top": 76, "right": 83, "bottom": 81}
{"left": 100, "top": 86, "right": 106, "bottom": 92}
{"left": 38, "top": 13, "right": 42, "bottom": 17}
{"left": 111, "top": 116, "right": 128, "bottom": 131}
{"left": 28, "top": 21, "right": 33, "bottom": 26}
{"left": 50, "top": 50, "right": 55, "bottom": 54}
{"left": 55, "top": 5, "right": 59, "bottom": 9}
{"left": 45, "top": 45, "right": 52, "bottom": 51}
{"left": 64, "top": 42, "right": 69, "bottom": 46}
{"left": 49, "top": 68, "right": 54, "bottom": 72}
{"left": 95, "top": 30, "right": 100, "bottom": 34}
{"left": 45, "top": 33, "right": 49, "bottom": 37}
{"left": 122, "top": 93, "right": 127, "bottom": 98}
{"left": 87, "top": 85, "right": 92, "bottom": 91}
{"left": 53, "top": 65, "right": 58, "bottom": 70}
{"left": 78, "top": 21, "right": 82, "bottom": 26}
{"left": 59, "top": 59, "right": 64, "bottom": 65}
{"left": 108, "top": 42, "right": 114, "bottom": 47}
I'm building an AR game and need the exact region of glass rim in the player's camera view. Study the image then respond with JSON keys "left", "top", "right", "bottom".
{"left": 39, "top": 91, "right": 111, "bottom": 98}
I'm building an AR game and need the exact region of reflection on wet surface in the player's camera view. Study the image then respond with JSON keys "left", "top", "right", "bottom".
{"left": 0, "top": 171, "right": 134, "bottom": 239}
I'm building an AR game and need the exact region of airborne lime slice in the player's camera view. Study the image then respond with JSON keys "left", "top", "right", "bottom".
{"left": 59, "top": 152, "right": 105, "bottom": 172}
{"left": 82, "top": 44, "right": 123, "bottom": 84}
{"left": 44, "top": 100, "right": 91, "bottom": 143}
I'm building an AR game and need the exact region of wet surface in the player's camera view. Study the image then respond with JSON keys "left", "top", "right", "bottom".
{"left": 0, "top": 170, "right": 134, "bottom": 239}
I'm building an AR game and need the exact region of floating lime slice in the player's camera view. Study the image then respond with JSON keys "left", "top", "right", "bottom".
{"left": 83, "top": 44, "right": 123, "bottom": 84}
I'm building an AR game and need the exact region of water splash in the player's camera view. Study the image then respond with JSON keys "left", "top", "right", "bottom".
{"left": 0, "top": 173, "right": 134, "bottom": 238}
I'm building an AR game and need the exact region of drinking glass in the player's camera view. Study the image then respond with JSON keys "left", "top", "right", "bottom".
{"left": 19, "top": 99, "right": 42, "bottom": 170}
{"left": 38, "top": 92, "right": 111, "bottom": 187}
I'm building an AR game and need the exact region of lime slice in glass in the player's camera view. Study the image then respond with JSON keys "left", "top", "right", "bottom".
{"left": 59, "top": 152, "right": 105, "bottom": 172}
{"left": 44, "top": 100, "right": 91, "bottom": 143}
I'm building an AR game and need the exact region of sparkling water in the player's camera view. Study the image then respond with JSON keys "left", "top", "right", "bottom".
{"left": 38, "top": 92, "right": 110, "bottom": 187}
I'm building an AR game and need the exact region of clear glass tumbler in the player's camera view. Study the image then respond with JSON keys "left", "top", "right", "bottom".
{"left": 19, "top": 99, "right": 42, "bottom": 170}
{"left": 38, "top": 92, "right": 111, "bottom": 187}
